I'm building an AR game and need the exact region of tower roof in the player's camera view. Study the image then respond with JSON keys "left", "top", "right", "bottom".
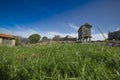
{"left": 78, "top": 23, "right": 92, "bottom": 32}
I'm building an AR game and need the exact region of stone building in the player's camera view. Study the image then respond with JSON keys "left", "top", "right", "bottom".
{"left": 0, "top": 33, "right": 15, "bottom": 46}
{"left": 108, "top": 30, "right": 120, "bottom": 40}
{"left": 78, "top": 23, "right": 92, "bottom": 42}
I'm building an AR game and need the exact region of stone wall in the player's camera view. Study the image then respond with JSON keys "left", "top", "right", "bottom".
{"left": 0, "top": 38, "right": 15, "bottom": 46}
{"left": 0, "top": 38, "right": 2, "bottom": 44}
{"left": 11, "top": 40, "right": 15, "bottom": 46}
{"left": 108, "top": 31, "right": 120, "bottom": 40}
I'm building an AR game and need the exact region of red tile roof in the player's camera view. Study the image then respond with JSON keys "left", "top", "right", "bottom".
{"left": 0, "top": 33, "right": 15, "bottom": 39}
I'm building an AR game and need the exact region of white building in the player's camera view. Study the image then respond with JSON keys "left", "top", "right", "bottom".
{"left": 0, "top": 33, "right": 15, "bottom": 46}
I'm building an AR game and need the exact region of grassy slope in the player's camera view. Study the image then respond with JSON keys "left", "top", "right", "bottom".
{"left": 0, "top": 43, "right": 120, "bottom": 80}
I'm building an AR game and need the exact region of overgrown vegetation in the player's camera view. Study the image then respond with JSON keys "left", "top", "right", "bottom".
{"left": 0, "top": 43, "right": 120, "bottom": 80}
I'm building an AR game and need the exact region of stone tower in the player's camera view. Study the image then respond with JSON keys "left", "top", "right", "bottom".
{"left": 78, "top": 23, "right": 92, "bottom": 42}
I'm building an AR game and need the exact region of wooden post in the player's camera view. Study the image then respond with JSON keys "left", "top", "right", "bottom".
{"left": 89, "top": 38, "right": 91, "bottom": 42}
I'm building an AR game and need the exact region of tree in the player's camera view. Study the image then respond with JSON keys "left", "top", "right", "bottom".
{"left": 29, "top": 34, "right": 41, "bottom": 44}
{"left": 52, "top": 35, "right": 61, "bottom": 41}
{"left": 42, "top": 36, "right": 48, "bottom": 41}
{"left": 15, "top": 37, "right": 21, "bottom": 46}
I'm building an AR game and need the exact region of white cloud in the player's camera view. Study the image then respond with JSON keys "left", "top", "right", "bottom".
{"left": 13, "top": 29, "right": 39, "bottom": 38}
{"left": 116, "top": 27, "right": 120, "bottom": 31}
{"left": 69, "top": 23, "right": 79, "bottom": 31}
{"left": 0, "top": 27, "right": 12, "bottom": 34}
{"left": 41, "top": 32, "right": 108, "bottom": 41}
{"left": 0, "top": 27, "right": 77, "bottom": 38}
{"left": 0, "top": 27, "right": 39, "bottom": 38}
{"left": 92, "top": 33, "right": 108, "bottom": 41}
{"left": 42, "top": 31, "right": 77, "bottom": 38}
{"left": 0, "top": 26, "right": 108, "bottom": 41}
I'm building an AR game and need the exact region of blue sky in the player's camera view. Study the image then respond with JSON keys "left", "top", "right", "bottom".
{"left": 0, "top": 0, "right": 120, "bottom": 40}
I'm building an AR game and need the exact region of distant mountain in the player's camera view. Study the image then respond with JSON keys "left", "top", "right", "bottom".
{"left": 14, "top": 36, "right": 29, "bottom": 44}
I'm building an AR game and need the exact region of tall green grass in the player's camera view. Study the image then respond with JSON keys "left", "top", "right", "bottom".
{"left": 0, "top": 43, "right": 120, "bottom": 80}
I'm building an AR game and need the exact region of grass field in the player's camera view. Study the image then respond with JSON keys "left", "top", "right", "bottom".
{"left": 0, "top": 43, "right": 120, "bottom": 80}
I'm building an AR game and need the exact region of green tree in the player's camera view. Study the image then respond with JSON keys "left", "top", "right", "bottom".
{"left": 29, "top": 34, "right": 41, "bottom": 44}
{"left": 15, "top": 37, "right": 21, "bottom": 46}
{"left": 52, "top": 35, "right": 61, "bottom": 41}
{"left": 42, "top": 36, "right": 48, "bottom": 41}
